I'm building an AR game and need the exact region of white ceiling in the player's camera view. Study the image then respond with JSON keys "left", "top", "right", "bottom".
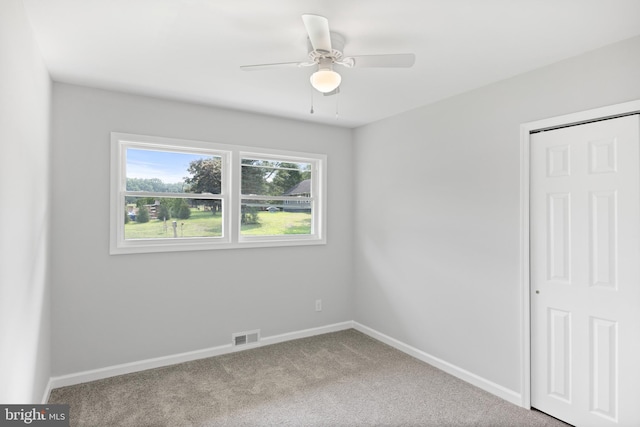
{"left": 22, "top": 0, "right": 640, "bottom": 128}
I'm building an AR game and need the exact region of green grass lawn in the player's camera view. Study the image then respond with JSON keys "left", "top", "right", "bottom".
{"left": 124, "top": 209, "right": 310, "bottom": 239}
{"left": 125, "top": 209, "right": 222, "bottom": 239}
{"left": 241, "top": 211, "right": 311, "bottom": 236}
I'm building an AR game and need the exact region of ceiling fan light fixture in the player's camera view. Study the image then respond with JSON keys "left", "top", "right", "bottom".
{"left": 310, "top": 69, "right": 341, "bottom": 93}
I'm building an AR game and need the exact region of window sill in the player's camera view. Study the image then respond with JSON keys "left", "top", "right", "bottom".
{"left": 110, "top": 236, "right": 326, "bottom": 255}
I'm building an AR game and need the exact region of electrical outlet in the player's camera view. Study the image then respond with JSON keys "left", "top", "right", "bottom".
{"left": 315, "top": 299, "right": 322, "bottom": 312}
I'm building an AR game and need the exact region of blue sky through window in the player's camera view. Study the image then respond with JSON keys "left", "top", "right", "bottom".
{"left": 126, "top": 148, "right": 217, "bottom": 184}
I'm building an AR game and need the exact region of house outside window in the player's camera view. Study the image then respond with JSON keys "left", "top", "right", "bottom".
{"left": 282, "top": 179, "right": 312, "bottom": 211}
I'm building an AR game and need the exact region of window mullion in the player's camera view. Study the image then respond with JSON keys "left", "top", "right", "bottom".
{"left": 230, "top": 149, "right": 241, "bottom": 242}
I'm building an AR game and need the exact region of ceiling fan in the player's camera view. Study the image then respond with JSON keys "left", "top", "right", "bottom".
{"left": 240, "top": 14, "right": 416, "bottom": 96}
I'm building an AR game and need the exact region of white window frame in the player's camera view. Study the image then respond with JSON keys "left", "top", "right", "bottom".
{"left": 238, "top": 151, "right": 325, "bottom": 245}
{"left": 110, "top": 132, "right": 327, "bottom": 254}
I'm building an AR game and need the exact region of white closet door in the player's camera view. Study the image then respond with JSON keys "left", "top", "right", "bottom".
{"left": 530, "top": 115, "right": 640, "bottom": 427}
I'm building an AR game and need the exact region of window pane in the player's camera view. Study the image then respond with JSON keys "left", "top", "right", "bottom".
{"left": 126, "top": 148, "right": 222, "bottom": 194}
{"left": 240, "top": 200, "right": 311, "bottom": 236}
{"left": 124, "top": 197, "right": 223, "bottom": 239}
{"left": 241, "top": 159, "right": 311, "bottom": 197}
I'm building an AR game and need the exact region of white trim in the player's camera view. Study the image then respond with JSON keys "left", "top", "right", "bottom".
{"left": 41, "top": 378, "right": 53, "bottom": 404}
{"left": 110, "top": 133, "right": 233, "bottom": 254}
{"left": 48, "top": 321, "right": 353, "bottom": 389}
{"left": 353, "top": 322, "right": 522, "bottom": 406}
{"left": 519, "top": 123, "right": 532, "bottom": 409}
{"left": 47, "top": 320, "right": 530, "bottom": 407}
{"left": 237, "top": 150, "right": 326, "bottom": 246}
{"left": 259, "top": 321, "right": 351, "bottom": 347}
{"left": 110, "top": 132, "right": 327, "bottom": 254}
{"left": 519, "top": 99, "right": 640, "bottom": 409}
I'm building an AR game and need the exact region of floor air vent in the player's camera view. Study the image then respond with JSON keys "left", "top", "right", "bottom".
{"left": 232, "top": 329, "right": 260, "bottom": 347}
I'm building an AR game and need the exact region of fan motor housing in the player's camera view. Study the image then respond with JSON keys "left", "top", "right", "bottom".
{"left": 307, "top": 31, "right": 345, "bottom": 62}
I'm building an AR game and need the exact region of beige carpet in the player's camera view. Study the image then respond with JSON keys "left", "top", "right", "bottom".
{"left": 49, "top": 329, "right": 569, "bottom": 426}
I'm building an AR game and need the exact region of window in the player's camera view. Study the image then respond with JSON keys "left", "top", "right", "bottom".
{"left": 110, "top": 133, "right": 326, "bottom": 254}
{"left": 240, "top": 154, "right": 319, "bottom": 240}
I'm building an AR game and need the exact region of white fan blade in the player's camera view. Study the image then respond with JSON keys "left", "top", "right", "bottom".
{"left": 302, "top": 14, "right": 332, "bottom": 53}
{"left": 341, "top": 53, "right": 415, "bottom": 68}
{"left": 240, "top": 61, "right": 312, "bottom": 71}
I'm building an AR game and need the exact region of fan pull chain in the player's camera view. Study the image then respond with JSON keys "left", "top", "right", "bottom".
{"left": 310, "top": 86, "right": 314, "bottom": 114}
{"left": 335, "top": 91, "right": 339, "bottom": 120}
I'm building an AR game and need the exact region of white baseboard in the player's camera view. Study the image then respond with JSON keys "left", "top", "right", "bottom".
{"left": 41, "top": 378, "right": 53, "bottom": 404}
{"left": 352, "top": 322, "right": 523, "bottom": 406}
{"left": 259, "top": 321, "right": 355, "bottom": 347}
{"left": 49, "top": 321, "right": 353, "bottom": 391}
{"left": 47, "top": 320, "right": 522, "bottom": 408}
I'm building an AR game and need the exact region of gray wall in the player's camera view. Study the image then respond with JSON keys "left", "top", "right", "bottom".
{"left": 0, "top": 0, "right": 52, "bottom": 403}
{"left": 353, "top": 36, "right": 640, "bottom": 395}
{"left": 51, "top": 84, "right": 354, "bottom": 376}
{"left": 6, "top": 7, "right": 640, "bottom": 403}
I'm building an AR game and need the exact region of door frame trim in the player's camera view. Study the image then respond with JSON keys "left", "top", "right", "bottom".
{"left": 519, "top": 99, "right": 640, "bottom": 409}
